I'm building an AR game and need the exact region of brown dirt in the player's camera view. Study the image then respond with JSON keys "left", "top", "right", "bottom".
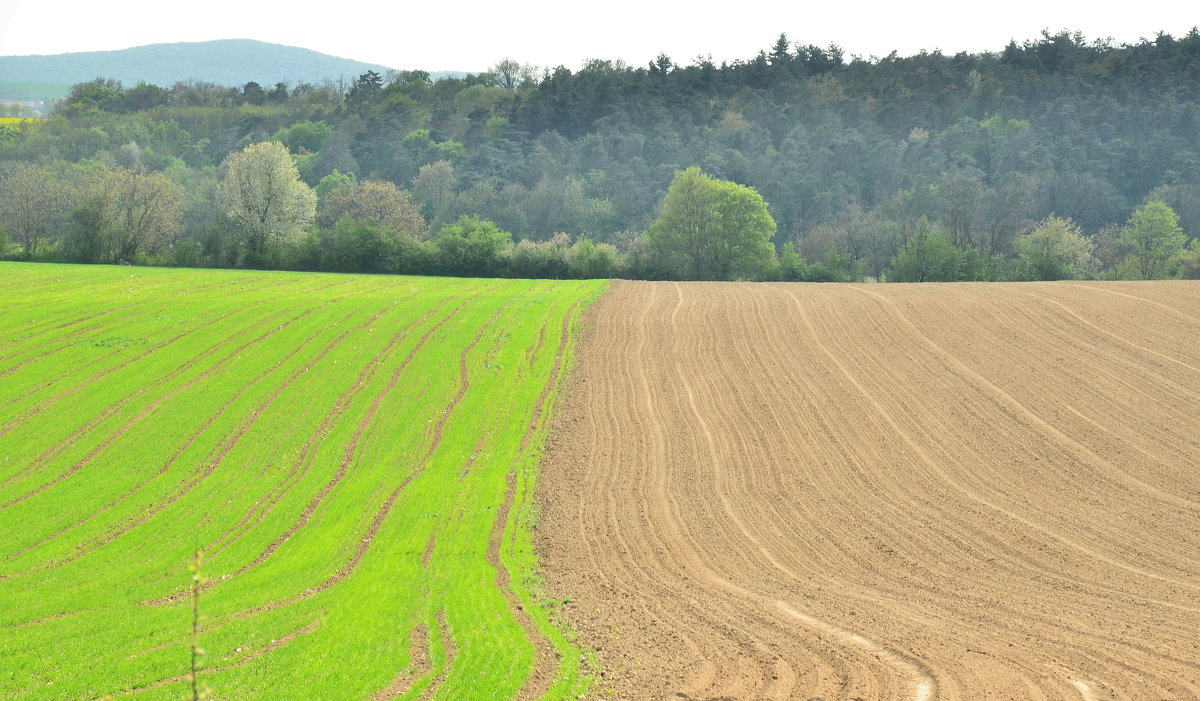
{"left": 537, "top": 280, "right": 1200, "bottom": 701}
{"left": 369, "top": 624, "right": 432, "bottom": 701}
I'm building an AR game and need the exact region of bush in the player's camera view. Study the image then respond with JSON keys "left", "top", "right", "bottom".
{"left": 775, "top": 243, "right": 858, "bottom": 282}
{"left": 434, "top": 216, "right": 512, "bottom": 277}
{"left": 568, "top": 237, "right": 621, "bottom": 279}
{"left": 885, "top": 226, "right": 986, "bottom": 282}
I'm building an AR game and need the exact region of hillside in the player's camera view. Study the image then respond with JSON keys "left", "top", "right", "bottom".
{"left": 0, "top": 39, "right": 400, "bottom": 88}
{"left": 2, "top": 31, "right": 1199, "bottom": 282}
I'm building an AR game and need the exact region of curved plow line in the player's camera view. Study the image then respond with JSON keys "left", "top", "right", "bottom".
{"left": 195, "top": 280, "right": 465, "bottom": 560}
{"left": 0, "top": 270, "right": 326, "bottom": 373}
{"left": 0, "top": 345, "right": 130, "bottom": 419}
{"left": 104, "top": 619, "right": 322, "bottom": 698}
{"left": 5, "top": 307, "right": 358, "bottom": 574}
{"left": 4, "top": 293, "right": 403, "bottom": 586}
{"left": 369, "top": 624, "right": 432, "bottom": 701}
{"left": 193, "top": 290, "right": 477, "bottom": 587}
{"left": 993, "top": 291, "right": 1200, "bottom": 427}
{"left": 1072, "top": 282, "right": 1200, "bottom": 326}
{"left": 776, "top": 602, "right": 935, "bottom": 701}
{"left": 193, "top": 284, "right": 522, "bottom": 629}
{"left": 848, "top": 286, "right": 1200, "bottom": 564}
{"left": 491, "top": 302, "right": 589, "bottom": 699}
{"left": 131, "top": 295, "right": 425, "bottom": 601}
{"left": 0, "top": 272, "right": 363, "bottom": 444}
{"left": 366, "top": 428, "right": 462, "bottom": 701}
{"left": 0, "top": 267, "right": 214, "bottom": 350}
{"left": 0, "top": 307, "right": 174, "bottom": 423}
{"left": 0, "top": 302, "right": 261, "bottom": 450}
{"left": 777, "top": 286, "right": 1200, "bottom": 694}
{"left": 374, "top": 612, "right": 457, "bottom": 701}
{"left": 1023, "top": 290, "right": 1200, "bottom": 378}
{"left": 802, "top": 287, "right": 1200, "bottom": 682}
{"left": 665, "top": 284, "right": 938, "bottom": 700}
{"left": 0, "top": 301, "right": 176, "bottom": 415}
{"left": 412, "top": 611, "right": 459, "bottom": 701}
{"left": 0, "top": 276, "right": 170, "bottom": 348}
{"left": 793, "top": 286, "right": 1200, "bottom": 614}
{"left": 48, "top": 301, "right": 401, "bottom": 585}
{"left": 0, "top": 277, "right": 244, "bottom": 368}
{"left": 791, "top": 285, "right": 1197, "bottom": 591}
{"left": 1, "top": 272, "right": 412, "bottom": 490}
{"left": 0, "top": 311, "right": 124, "bottom": 368}
{"left": 2, "top": 607, "right": 88, "bottom": 630}
{"left": 377, "top": 289, "right": 565, "bottom": 701}
{"left": 0, "top": 306, "right": 306, "bottom": 508}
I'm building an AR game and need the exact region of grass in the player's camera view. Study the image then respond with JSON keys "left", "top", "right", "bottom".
{"left": 0, "top": 262, "right": 605, "bottom": 700}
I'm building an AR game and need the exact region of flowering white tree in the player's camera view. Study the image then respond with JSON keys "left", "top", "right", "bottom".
{"left": 218, "top": 141, "right": 316, "bottom": 259}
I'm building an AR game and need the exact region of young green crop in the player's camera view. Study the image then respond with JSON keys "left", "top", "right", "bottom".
{"left": 0, "top": 262, "right": 605, "bottom": 699}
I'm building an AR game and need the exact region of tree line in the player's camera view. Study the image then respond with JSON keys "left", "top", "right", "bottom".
{"left": 1, "top": 29, "right": 1199, "bottom": 280}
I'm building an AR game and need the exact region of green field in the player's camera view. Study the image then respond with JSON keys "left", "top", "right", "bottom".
{"left": 0, "top": 262, "right": 605, "bottom": 699}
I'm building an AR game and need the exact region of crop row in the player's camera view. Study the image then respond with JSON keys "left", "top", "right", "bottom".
{"left": 0, "top": 262, "right": 604, "bottom": 699}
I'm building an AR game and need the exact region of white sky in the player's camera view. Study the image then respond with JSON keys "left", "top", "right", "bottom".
{"left": 1, "top": 0, "right": 1197, "bottom": 73}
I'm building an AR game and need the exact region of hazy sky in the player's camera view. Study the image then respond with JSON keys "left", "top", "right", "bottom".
{"left": 1, "top": 0, "right": 1196, "bottom": 72}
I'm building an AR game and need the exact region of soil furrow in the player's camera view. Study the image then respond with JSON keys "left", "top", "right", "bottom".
{"left": 539, "top": 280, "right": 1200, "bottom": 701}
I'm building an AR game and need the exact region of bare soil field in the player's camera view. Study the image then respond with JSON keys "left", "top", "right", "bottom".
{"left": 538, "top": 280, "right": 1200, "bottom": 701}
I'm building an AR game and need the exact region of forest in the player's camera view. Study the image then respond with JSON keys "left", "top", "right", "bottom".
{"left": 1, "top": 29, "right": 1199, "bottom": 281}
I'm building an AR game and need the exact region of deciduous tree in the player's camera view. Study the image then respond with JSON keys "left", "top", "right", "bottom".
{"left": 317, "top": 179, "right": 428, "bottom": 240}
{"left": 1119, "top": 201, "right": 1186, "bottom": 279}
{"left": 0, "top": 164, "right": 69, "bottom": 257}
{"left": 647, "top": 167, "right": 776, "bottom": 280}
{"left": 218, "top": 141, "right": 316, "bottom": 259}
{"left": 434, "top": 216, "right": 512, "bottom": 276}
{"left": 1014, "top": 215, "right": 1094, "bottom": 280}
{"left": 886, "top": 222, "right": 986, "bottom": 282}
{"left": 66, "top": 166, "right": 183, "bottom": 263}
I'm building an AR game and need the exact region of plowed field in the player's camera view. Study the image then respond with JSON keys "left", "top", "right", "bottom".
{"left": 538, "top": 280, "right": 1200, "bottom": 701}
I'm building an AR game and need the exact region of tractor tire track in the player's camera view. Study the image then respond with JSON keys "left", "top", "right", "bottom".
{"left": 0, "top": 307, "right": 312, "bottom": 510}
{"left": 539, "top": 280, "right": 1200, "bottom": 701}
{"left": 188, "top": 292, "right": 476, "bottom": 591}
{"left": 6, "top": 309, "right": 351, "bottom": 571}
{"left": 32, "top": 302, "right": 396, "bottom": 578}
{"left": 492, "top": 304, "right": 578, "bottom": 700}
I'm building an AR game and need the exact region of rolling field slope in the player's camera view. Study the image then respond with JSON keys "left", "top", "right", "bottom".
{"left": 0, "top": 263, "right": 603, "bottom": 700}
{"left": 539, "top": 280, "right": 1200, "bottom": 700}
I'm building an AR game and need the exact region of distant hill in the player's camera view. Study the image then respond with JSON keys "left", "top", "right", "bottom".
{"left": 0, "top": 39, "right": 465, "bottom": 90}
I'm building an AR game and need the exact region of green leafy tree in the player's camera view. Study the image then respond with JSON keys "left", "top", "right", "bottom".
{"left": 1014, "top": 215, "right": 1094, "bottom": 280}
{"left": 325, "top": 219, "right": 400, "bottom": 273}
{"left": 278, "top": 121, "right": 332, "bottom": 154}
{"left": 218, "top": 141, "right": 317, "bottom": 261}
{"left": 434, "top": 216, "right": 512, "bottom": 276}
{"left": 569, "top": 236, "right": 621, "bottom": 278}
{"left": 886, "top": 223, "right": 986, "bottom": 282}
{"left": 1180, "top": 239, "right": 1200, "bottom": 279}
{"left": 1118, "top": 201, "right": 1186, "bottom": 279}
{"left": 647, "top": 167, "right": 776, "bottom": 280}
{"left": 315, "top": 170, "right": 355, "bottom": 202}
